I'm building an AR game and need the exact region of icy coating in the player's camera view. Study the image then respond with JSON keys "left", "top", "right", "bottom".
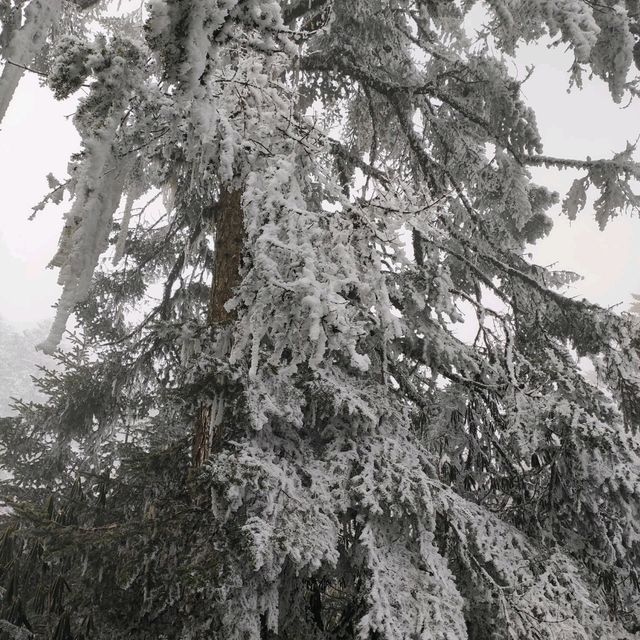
{"left": 2, "top": 0, "right": 640, "bottom": 638}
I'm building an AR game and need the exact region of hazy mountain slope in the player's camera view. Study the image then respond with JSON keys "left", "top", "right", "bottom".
{"left": 0, "top": 318, "right": 50, "bottom": 416}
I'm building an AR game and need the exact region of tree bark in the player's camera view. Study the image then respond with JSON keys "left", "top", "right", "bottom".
{"left": 192, "top": 187, "right": 244, "bottom": 467}
{"left": 208, "top": 188, "right": 244, "bottom": 325}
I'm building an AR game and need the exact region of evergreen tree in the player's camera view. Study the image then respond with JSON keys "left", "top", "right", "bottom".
{"left": 2, "top": 0, "right": 640, "bottom": 638}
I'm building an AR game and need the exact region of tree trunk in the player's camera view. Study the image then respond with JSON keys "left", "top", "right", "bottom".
{"left": 192, "top": 187, "right": 244, "bottom": 467}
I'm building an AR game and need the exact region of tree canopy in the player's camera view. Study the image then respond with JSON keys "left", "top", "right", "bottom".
{"left": 2, "top": 1, "right": 640, "bottom": 638}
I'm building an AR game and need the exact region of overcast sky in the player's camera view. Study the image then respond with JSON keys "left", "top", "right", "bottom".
{"left": 0, "top": 74, "right": 79, "bottom": 326}
{"left": 519, "top": 40, "right": 640, "bottom": 311}
{"left": 0, "top": 35, "right": 639, "bottom": 328}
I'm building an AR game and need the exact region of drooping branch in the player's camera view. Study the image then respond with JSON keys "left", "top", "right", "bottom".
{"left": 301, "top": 49, "right": 640, "bottom": 177}
{"left": 282, "top": 0, "right": 329, "bottom": 26}
{"left": 68, "top": 0, "right": 102, "bottom": 8}
{"left": 525, "top": 154, "right": 640, "bottom": 173}
{"left": 0, "top": 0, "right": 63, "bottom": 125}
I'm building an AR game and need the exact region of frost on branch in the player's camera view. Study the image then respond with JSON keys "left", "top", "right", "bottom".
{"left": 485, "top": 0, "right": 634, "bottom": 100}
{"left": 3, "top": 0, "right": 640, "bottom": 639}
{"left": 39, "top": 35, "right": 145, "bottom": 353}
{"left": 561, "top": 143, "right": 640, "bottom": 228}
{"left": 40, "top": 132, "right": 130, "bottom": 354}
{"left": 0, "top": 0, "right": 63, "bottom": 124}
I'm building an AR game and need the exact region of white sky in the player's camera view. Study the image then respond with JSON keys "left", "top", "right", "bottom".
{"left": 519, "top": 41, "right": 640, "bottom": 310}
{"left": 0, "top": 74, "right": 79, "bottom": 326}
{"left": 0, "top": 36, "right": 639, "bottom": 326}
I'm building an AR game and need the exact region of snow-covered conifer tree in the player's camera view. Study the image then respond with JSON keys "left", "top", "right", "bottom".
{"left": 2, "top": 0, "right": 640, "bottom": 638}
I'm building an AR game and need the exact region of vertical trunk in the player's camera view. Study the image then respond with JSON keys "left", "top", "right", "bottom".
{"left": 192, "top": 187, "right": 244, "bottom": 466}
{"left": 208, "top": 188, "right": 244, "bottom": 325}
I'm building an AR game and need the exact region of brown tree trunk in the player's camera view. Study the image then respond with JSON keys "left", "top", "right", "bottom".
{"left": 208, "top": 188, "right": 244, "bottom": 324}
{"left": 192, "top": 187, "right": 244, "bottom": 467}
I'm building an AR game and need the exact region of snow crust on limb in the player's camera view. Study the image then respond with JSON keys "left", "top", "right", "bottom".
{"left": 207, "top": 402, "right": 637, "bottom": 639}
{"left": 39, "top": 35, "right": 146, "bottom": 353}
{"left": 0, "top": 0, "right": 63, "bottom": 124}
{"left": 2, "top": 0, "right": 640, "bottom": 638}
{"left": 486, "top": 0, "right": 635, "bottom": 100}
